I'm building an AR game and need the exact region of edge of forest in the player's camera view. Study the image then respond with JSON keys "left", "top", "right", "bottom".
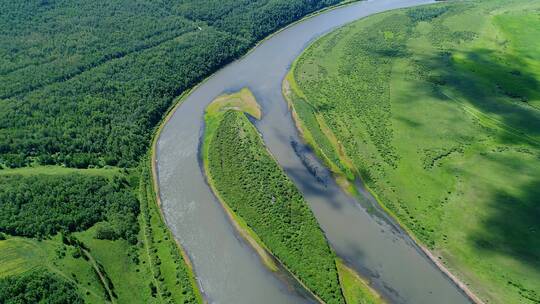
{"left": 148, "top": 88, "right": 205, "bottom": 303}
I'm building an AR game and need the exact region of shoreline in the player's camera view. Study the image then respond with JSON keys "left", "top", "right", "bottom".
{"left": 200, "top": 105, "right": 328, "bottom": 304}
{"left": 149, "top": 88, "right": 206, "bottom": 304}
{"left": 148, "top": 1, "right": 365, "bottom": 302}
{"left": 282, "top": 73, "right": 484, "bottom": 304}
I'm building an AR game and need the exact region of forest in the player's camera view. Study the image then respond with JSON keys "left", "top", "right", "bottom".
{"left": 203, "top": 97, "right": 344, "bottom": 304}
{"left": 0, "top": 0, "right": 341, "bottom": 168}
{"left": 286, "top": 1, "right": 540, "bottom": 303}
{"left": 0, "top": 165, "right": 202, "bottom": 304}
{"left": 0, "top": 269, "right": 83, "bottom": 304}
{"left": 0, "top": 173, "right": 138, "bottom": 242}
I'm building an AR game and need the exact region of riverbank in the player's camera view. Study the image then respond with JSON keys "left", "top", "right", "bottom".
{"left": 282, "top": 1, "right": 540, "bottom": 302}
{"left": 283, "top": 70, "right": 483, "bottom": 304}
{"left": 201, "top": 89, "right": 335, "bottom": 304}
{"left": 153, "top": 0, "right": 478, "bottom": 303}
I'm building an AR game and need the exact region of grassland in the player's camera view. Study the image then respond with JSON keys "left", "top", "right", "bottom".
{"left": 203, "top": 88, "right": 383, "bottom": 304}
{"left": 285, "top": 1, "right": 540, "bottom": 303}
{"left": 0, "top": 165, "right": 201, "bottom": 304}
{"left": 336, "top": 260, "right": 384, "bottom": 304}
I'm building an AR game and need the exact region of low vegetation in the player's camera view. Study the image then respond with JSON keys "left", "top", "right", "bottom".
{"left": 0, "top": 165, "right": 201, "bottom": 303}
{"left": 337, "top": 260, "right": 384, "bottom": 304}
{"left": 286, "top": 1, "right": 540, "bottom": 303}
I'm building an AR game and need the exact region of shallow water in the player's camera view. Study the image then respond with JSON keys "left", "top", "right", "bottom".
{"left": 156, "top": 0, "right": 472, "bottom": 303}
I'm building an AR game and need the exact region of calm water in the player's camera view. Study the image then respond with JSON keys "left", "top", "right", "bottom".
{"left": 156, "top": 0, "right": 472, "bottom": 303}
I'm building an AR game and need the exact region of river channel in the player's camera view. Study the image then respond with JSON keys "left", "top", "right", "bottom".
{"left": 156, "top": 0, "right": 472, "bottom": 303}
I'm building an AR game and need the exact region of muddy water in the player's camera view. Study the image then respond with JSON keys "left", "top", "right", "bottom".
{"left": 156, "top": 0, "right": 472, "bottom": 303}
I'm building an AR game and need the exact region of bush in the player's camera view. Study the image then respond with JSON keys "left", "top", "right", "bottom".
{"left": 0, "top": 269, "right": 83, "bottom": 304}
{"left": 95, "top": 222, "right": 118, "bottom": 241}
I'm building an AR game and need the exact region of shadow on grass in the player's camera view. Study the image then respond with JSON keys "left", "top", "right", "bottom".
{"left": 432, "top": 48, "right": 540, "bottom": 145}
{"left": 416, "top": 48, "right": 540, "bottom": 273}
{"left": 469, "top": 178, "right": 540, "bottom": 271}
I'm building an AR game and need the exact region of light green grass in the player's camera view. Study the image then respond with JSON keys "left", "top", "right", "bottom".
{"left": 75, "top": 226, "right": 154, "bottom": 304}
{"left": 337, "top": 260, "right": 385, "bottom": 304}
{"left": 0, "top": 236, "right": 106, "bottom": 303}
{"left": 206, "top": 87, "right": 262, "bottom": 119}
{"left": 0, "top": 163, "right": 201, "bottom": 304}
{"left": 287, "top": 1, "right": 540, "bottom": 303}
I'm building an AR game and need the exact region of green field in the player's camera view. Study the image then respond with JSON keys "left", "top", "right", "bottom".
{"left": 0, "top": 165, "right": 201, "bottom": 304}
{"left": 286, "top": 1, "right": 540, "bottom": 303}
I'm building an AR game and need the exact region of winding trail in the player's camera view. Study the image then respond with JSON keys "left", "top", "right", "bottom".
{"left": 155, "top": 1, "right": 474, "bottom": 303}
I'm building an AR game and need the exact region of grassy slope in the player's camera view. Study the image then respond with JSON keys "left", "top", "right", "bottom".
{"left": 286, "top": 1, "right": 540, "bottom": 303}
{"left": 0, "top": 165, "right": 201, "bottom": 304}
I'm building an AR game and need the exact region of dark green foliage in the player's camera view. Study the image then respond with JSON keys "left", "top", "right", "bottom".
{"left": 407, "top": 6, "right": 449, "bottom": 22}
{"left": 0, "top": 0, "right": 340, "bottom": 168}
{"left": 94, "top": 222, "right": 118, "bottom": 241}
{"left": 0, "top": 269, "right": 83, "bottom": 304}
{"left": 207, "top": 111, "right": 344, "bottom": 304}
{"left": 0, "top": 174, "right": 138, "bottom": 243}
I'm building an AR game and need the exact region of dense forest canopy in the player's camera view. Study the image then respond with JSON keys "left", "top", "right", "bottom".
{"left": 0, "top": 0, "right": 340, "bottom": 168}
{"left": 0, "top": 1, "right": 345, "bottom": 302}
{"left": 0, "top": 173, "right": 139, "bottom": 242}
{"left": 0, "top": 269, "right": 83, "bottom": 304}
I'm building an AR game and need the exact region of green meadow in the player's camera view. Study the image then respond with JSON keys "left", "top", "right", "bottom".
{"left": 286, "top": 1, "right": 540, "bottom": 303}
{"left": 0, "top": 165, "right": 201, "bottom": 304}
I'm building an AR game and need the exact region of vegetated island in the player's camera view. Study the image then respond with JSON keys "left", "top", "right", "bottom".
{"left": 202, "top": 88, "right": 384, "bottom": 304}
{"left": 284, "top": 1, "right": 540, "bottom": 304}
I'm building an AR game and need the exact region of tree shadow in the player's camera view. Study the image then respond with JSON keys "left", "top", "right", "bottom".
{"left": 411, "top": 41, "right": 540, "bottom": 275}
{"left": 427, "top": 47, "right": 540, "bottom": 145}
{"left": 468, "top": 178, "right": 540, "bottom": 272}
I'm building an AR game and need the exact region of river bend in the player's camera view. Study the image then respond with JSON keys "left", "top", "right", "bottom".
{"left": 156, "top": 1, "right": 471, "bottom": 303}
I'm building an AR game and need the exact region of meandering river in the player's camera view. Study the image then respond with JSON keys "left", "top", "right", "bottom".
{"left": 156, "top": 0, "right": 472, "bottom": 303}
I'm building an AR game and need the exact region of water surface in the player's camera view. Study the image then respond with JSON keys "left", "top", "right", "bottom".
{"left": 157, "top": 1, "right": 471, "bottom": 303}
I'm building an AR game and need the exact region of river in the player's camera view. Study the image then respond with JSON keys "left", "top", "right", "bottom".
{"left": 156, "top": 0, "right": 472, "bottom": 303}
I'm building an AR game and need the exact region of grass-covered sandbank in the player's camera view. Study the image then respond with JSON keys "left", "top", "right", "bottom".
{"left": 284, "top": 1, "right": 540, "bottom": 303}
{"left": 202, "top": 88, "right": 383, "bottom": 304}
{"left": 0, "top": 164, "right": 202, "bottom": 304}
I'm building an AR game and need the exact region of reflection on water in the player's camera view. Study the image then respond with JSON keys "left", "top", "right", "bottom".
{"left": 157, "top": 0, "right": 471, "bottom": 303}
